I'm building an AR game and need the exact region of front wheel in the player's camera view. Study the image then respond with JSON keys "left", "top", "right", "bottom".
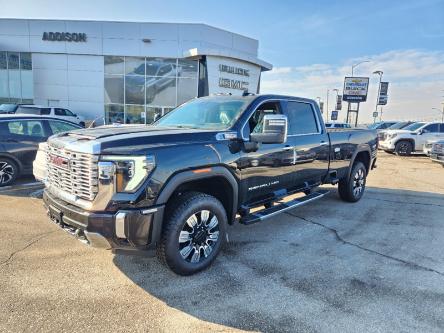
{"left": 395, "top": 140, "right": 413, "bottom": 156}
{"left": 338, "top": 161, "right": 367, "bottom": 203}
{"left": 157, "top": 192, "right": 227, "bottom": 275}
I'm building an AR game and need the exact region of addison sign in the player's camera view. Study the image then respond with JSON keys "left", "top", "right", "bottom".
{"left": 42, "top": 32, "right": 87, "bottom": 42}
{"left": 218, "top": 64, "right": 250, "bottom": 91}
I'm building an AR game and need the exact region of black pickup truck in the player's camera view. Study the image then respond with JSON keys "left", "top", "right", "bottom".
{"left": 42, "top": 94, "right": 377, "bottom": 275}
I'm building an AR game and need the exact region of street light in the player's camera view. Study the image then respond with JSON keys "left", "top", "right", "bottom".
{"left": 351, "top": 60, "right": 371, "bottom": 76}
{"left": 432, "top": 107, "right": 444, "bottom": 122}
{"left": 373, "top": 70, "right": 383, "bottom": 122}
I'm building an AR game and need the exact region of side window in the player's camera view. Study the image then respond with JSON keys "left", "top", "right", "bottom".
{"left": 248, "top": 101, "right": 281, "bottom": 134}
{"left": 286, "top": 102, "right": 319, "bottom": 135}
{"left": 55, "top": 108, "right": 66, "bottom": 116}
{"left": 49, "top": 120, "right": 79, "bottom": 134}
{"left": 26, "top": 120, "right": 45, "bottom": 137}
{"left": 40, "top": 108, "right": 51, "bottom": 115}
{"left": 158, "top": 65, "right": 171, "bottom": 76}
{"left": 8, "top": 121, "right": 26, "bottom": 135}
{"left": 64, "top": 109, "right": 74, "bottom": 117}
{"left": 7, "top": 120, "right": 45, "bottom": 137}
{"left": 423, "top": 124, "right": 439, "bottom": 133}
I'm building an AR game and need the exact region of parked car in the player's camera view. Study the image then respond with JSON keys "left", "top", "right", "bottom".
{"left": 0, "top": 103, "right": 34, "bottom": 114}
{"left": 429, "top": 140, "right": 444, "bottom": 167}
{"left": 379, "top": 122, "right": 444, "bottom": 155}
{"left": 42, "top": 94, "right": 378, "bottom": 275}
{"left": 325, "top": 122, "right": 351, "bottom": 129}
{"left": 0, "top": 115, "right": 82, "bottom": 186}
{"left": 423, "top": 139, "right": 439, "bottom": 156}
{"left": 378, "top": 121, "right": 415, "bottom": 141}
{"left": 368, "top": 121, "right": 398, "bottom": 132}
{"left": 15, "top": 105, "right": 85, "bottom": 127}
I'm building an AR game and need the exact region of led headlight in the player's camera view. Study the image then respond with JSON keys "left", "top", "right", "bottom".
{"left": 101, "top": 155, "right": 155, "bottom": 192}
{"left": 387, "top": 133, "right": 398, "bottom": 140}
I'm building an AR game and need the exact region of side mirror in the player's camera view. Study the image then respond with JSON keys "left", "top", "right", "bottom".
{"left": 250, "top": 114, "right": 288, "bottom": 144}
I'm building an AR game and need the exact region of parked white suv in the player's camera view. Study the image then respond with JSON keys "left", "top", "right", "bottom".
{"left": 16, "top": 105, "right": 85, "bottom": 127}
{"left": 379, "top": 122, "right": 444, "bottom": 155}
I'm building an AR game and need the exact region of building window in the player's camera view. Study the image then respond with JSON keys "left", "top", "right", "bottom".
{"left": 0, "top": 52, "right": 33, "bottom": 104}
{"left": 104, "top": 56, "right": 198, "bottom": 124}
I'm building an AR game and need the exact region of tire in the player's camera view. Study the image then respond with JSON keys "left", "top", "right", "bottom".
{"left": 0, "top": 158, "right": 18, "bottom": 187}
{"left": 157, "top": 191, "right": 227, "bottom": 275}
{"left": 395, "top": 140, "right": 413, "bottom": 156}
{"left": 338, "top": 161, "right": 367, "bottom": 203}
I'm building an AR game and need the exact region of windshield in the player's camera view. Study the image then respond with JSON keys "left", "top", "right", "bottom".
{"left": 367, "top": 122, "right": 382, "bottom": 129}
{"left": 403, "top": 122, "right": 425, "bottom": 131}
{"left": 0, "top": 104, "right": 17, "bottom": 113}
{"left": 388, "top": 122, "right": 409, "bottom": 129}
{"left": 154, "top": 96, "right": 254, "bottom": 130}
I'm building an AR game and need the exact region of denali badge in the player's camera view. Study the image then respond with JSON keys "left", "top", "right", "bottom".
{"left": 49, "top": 155, "right": 69, "bottom": 170}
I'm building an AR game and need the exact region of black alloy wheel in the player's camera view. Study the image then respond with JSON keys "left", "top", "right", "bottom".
{"left": 395, "top": 140, "right": 413, "bottom": 156}
{"left": 338, "top": 161, "right": 367, "bottom": 203}
{"left": 157, "top": 192, "right": 227, "bottom": 275}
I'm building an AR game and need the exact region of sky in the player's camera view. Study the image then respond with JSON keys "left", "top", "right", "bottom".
{"left": 1, "top": 0, "right": 444, "bottom": 123}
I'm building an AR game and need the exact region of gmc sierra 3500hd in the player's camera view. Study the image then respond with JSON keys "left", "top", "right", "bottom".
{"left": 42, "top": 94, "right": 378, "bottom": 275}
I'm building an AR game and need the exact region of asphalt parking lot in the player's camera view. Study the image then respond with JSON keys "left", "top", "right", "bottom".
{"left": 1, "top": 152, "right": 444, "bottom": 333}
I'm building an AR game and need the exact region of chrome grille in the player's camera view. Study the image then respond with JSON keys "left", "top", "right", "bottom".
{"left": 46, "top": 144, "right": 99, "bottom": 201}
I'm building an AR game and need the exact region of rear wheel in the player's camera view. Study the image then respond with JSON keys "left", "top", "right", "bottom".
{"left": 395, "top": 140, "right": 413, "bottom": 156}
{"left": 0, "top": 158, "right": 18, "bottom": 187}
{"left": 338, "top": 161, "right": 367, "bottom": 203}
{"left": 157, "top": 192, "right": 227, "bottom": 275}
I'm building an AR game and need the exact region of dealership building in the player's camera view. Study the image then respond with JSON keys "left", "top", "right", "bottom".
{"left": 0, "top": 18, "right": 272, "bottom": 123}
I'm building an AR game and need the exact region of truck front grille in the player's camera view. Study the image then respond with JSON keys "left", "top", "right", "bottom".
{"left": 46, "top": 144, "right": 99, "bottom": 201}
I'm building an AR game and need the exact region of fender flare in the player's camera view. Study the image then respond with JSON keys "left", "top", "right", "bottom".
{"left": 156, "top": 166, "right": 239, "bottom": 221}
{"left": 347, "top": 146, "right": 372, "bottom": 180}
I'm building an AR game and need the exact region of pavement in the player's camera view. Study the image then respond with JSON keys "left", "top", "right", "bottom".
{"left": 1, "top": 152, "right": 444, "bottom": 333}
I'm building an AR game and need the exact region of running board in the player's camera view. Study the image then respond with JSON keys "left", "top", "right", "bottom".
{"left": 239, "top": 189, "right": 329, "bottom": 225}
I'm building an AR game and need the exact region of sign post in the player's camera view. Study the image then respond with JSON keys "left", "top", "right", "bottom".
{"left": 343, "top": 77, "right": 369, "bottom": 127}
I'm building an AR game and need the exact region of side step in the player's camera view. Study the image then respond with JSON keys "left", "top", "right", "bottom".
{"left": 239, "top": 189, "right": 329, "bottom": 225}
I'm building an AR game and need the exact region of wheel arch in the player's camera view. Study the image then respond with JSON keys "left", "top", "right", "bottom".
{"left": 0, "top": 153, "right": 22, "bottom": 173}
{"left": 394, "top": 138, "right": 415, "bottom": 151}
{"left": 347, "top": 147, "right": 371, "bottom": 180}
{"left": 156, "top": 166, "right": 239, "bottom": 224}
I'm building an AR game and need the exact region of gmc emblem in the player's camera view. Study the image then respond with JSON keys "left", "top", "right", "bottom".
{"left": 49, "top": 155, "right": 69, "bottom": 169}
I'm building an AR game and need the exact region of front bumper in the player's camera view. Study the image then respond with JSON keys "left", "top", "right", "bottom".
{"left": 43, "top": 190, "right": 164, "bottom": 254}
{"left": 378, "top": 140, "right": 395, "bottom": 151}
{"left": 430, "top": 153, "right": 444, "bottom": 165}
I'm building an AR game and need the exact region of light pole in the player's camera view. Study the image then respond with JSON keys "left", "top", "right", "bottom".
{"left": 432, "top": 107, "right": 444, "bottom": 122}
{"left": 351, "top": 60, "right": 371, "bottom": 76}
{"left": 373, "top": 70, "right": 383, "bottom": 123}
{"left": 332, "top": 88, "right": 339, "bottom": 109}
{"left": 326, "top": 89, "right": 330, "bottom": 122}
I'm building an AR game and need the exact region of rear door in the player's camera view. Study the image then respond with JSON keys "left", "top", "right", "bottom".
{"left": 283, "top": 100, "right": 330, "bottom": 188}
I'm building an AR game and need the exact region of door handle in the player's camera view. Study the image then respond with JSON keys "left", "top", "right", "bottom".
{"left": 320, "top": 141, "right": 329, "bottom": 146}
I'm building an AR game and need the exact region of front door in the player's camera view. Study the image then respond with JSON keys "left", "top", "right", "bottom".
{"left": 237, "top": 101, "right": 295, "bottom": 205}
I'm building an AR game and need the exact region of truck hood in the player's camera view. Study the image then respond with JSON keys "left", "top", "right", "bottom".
{"left": 48, "top": 124, "right": 224, "bottom": 154}
{"left": 384, "top": 129, "right": 414, "bottom": 135}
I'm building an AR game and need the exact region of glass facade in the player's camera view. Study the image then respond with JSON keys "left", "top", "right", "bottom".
{"left": 104, "top": 56, "right": 198, "bottom": 124}
{"left": 0, "top": 52, "right": 33, "bottom": 104}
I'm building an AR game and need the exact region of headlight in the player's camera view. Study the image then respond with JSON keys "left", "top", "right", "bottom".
{"left": 387, "top": 133, "right": 397, "bottom": 140}
{"left": 101, "top": 155, "right": 155, "bottom": 192}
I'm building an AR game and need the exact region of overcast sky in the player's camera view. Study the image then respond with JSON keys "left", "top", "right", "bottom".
{"left": 1, "top": 0, "right": 444, "bottom": 123}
